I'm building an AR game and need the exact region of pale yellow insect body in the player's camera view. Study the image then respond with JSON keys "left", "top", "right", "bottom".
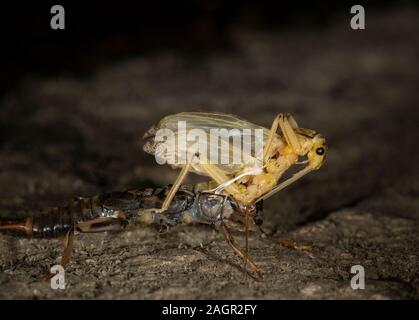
{"left": 143, "top": 112, "right": 327, "bottom": 206}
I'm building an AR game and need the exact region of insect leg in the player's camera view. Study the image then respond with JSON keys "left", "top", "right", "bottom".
{"left": 255, "top": 164, "right": 313, "bottom": 202}
{"left": 244, "top": 206, "right": 250, "bottom": 281}
{"left": 43, "top": 227, "right": 75, "bottom": 280}
{"left": 198, "top": 160, "right": 249, "bottom": 203}
{"left": 75, "top": 217, "right": 128, "bottom": 233}
{"left": 220, "top": 222, "right": 263, "bottom": 281}
{"left": 263, "top": 113, "right": 305, "bottom": 160}
{"left": 0, "top": 217, "right": 33, "bottom": 236}
{"left": 160, "top": 163, "right": 191, "bottom": 211}
{"left": 60, "top": 227, "right": 74, "bottom": 268}
{"left": 278, "top": 114, "right": 303, "bottom": 155}
{"left": 271, "top": 238, "right": 312, "bottom": 252}
{"left": 256, "top": 225, "right": 312, "bottom": 252}
{"left": 263, "top": 113, "right": 283, "bottom": 162}
{"left": 139, "top": 163, "right": 192, "bottom": 217}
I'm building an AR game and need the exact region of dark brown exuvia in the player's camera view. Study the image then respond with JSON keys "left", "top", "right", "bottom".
{"left": 0, "top": 183, "right": 307, "bottom": 281}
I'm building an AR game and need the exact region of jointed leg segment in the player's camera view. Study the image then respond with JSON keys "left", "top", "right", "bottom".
{"left": 264, "top": 113, "right": 303, "bottom": 163}
{"left": 60, "top": 227, "right": 74, "bottom": 268}
{"left": 220, "top": 222, "right": 263, "bottom": 281}
{"left": 161, "top": 163, "right": 191, "bottom": 211}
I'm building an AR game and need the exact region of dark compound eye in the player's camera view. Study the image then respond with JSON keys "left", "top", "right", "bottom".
{"left": 316, "top": 147, "right": 325, "bottom": 156}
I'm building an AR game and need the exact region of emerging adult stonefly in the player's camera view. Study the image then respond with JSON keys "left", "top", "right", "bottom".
{"left": 143, "top": 112, "right": 328, "bottom": 209}
{"left": 142, "top": 112, "right": 327, "bottom": 279}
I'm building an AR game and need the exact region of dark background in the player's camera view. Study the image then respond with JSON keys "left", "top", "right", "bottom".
{"left": 0, "top": 1, "right": 418, "bottom": 299}
{"left": 0, "top": 1, "right": 414, "bottom": 96}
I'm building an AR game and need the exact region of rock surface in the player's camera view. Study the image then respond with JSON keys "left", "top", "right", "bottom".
{"left": 0, "top": 8, "right": 418, "bottom": 299}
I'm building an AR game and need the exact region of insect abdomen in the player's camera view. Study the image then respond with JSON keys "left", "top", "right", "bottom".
{"left": 31, "top": 197, "right": 98, "bottom": 238}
